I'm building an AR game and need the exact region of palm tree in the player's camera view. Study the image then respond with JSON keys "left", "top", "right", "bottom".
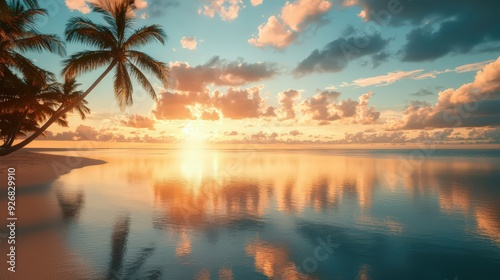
{"left": 0, "top": 74, "right": 90, "bottom": 148}
{"left": 0, "top": 0, "right": 65, "bottom": 85}
{"left": 0, "top": 0, "right": 169, "bottom": 156}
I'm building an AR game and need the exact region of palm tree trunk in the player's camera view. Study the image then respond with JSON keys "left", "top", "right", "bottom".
{"left": 4, "top": 109, "right": 29, "bottom": 148}
{"left": 0, "top": 61, "right": 117, "bottom": 156}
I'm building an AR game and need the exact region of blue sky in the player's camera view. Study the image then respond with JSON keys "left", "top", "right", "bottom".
{"left": 29, "top": 0, "right": 500, "bottom": 144}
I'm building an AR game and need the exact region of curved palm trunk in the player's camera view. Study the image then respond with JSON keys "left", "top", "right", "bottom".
{"left": 3, "top": 109, "right": 29, "bottom": 148}
{"left": 0, "top": 61, "right": 117, "bottom": 156}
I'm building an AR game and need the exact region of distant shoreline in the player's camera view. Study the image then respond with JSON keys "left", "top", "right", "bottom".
{"left": 18, "top": 140, "right": 500, "bottom": 151}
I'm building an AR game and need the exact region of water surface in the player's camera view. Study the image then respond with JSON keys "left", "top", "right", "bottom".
{"left": 32, "top": 149, "right": 500, "bottom": 279}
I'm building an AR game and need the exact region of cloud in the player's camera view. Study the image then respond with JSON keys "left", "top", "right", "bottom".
{"left": 386, "top": 57, "right": 500, "bottom": 130}
{"left": 75, "top": 125, "right": 99, "bottom": 140}
{"left": 246, "top": 131, "right": 279, "bottom": 143}
{"left": 120, "top": 114, "right": 155, "bottom": 129}
{"left": 250, "top": 0, "right": 263, "bottom": 6}
{"left": 44, "top": 125, "right": 178, "bottom": 143}
{"left": 455, "top": 60, "right": 495, "bottom": 73}
{"left": 152, "top": 91, "right": 207, "bottom": 120}
{"left": 66, "top": 0, "right": 149, "bottom": 14}
{"left": 340, "top": 60, "right": 495, "bottom": 88}
{"left": 46, "top": 131, "right": 78, "bottom": 141}
{"left": 152, "top": 86, "right": 275, "bottom": 120}
{"left": 281, "top": 0, "right": 333, "bottom": 32}
{"left": 410, "top": 89, "right": 434, "bottom": 96}
{"left": 276, "top": 89, "right": 301, "bottom": 120}
{"left": 339, "top": 131, "right": 407, "bottom": 144}
{"left": 352, "top": 0, "right": 500, "bottom": 61}
{"left": 214, "top": 86, "right": 275, "bottom": 119}
{"left": 351, "top": 69, "right": 423, "bottom": 87}
{"left": 180, "top": 36, "right": 198, "bottom": 50}
{"left": 223, "top": 131, "right": 239, "bottom": 136}
{"left": 293, "top": 33, "right": 389, "bottom": 76}
{"left": 65, "top": 0, "right": 91, "bottom": 13}
{"left": 249, "top": 0, "right": 332, "bottom": 49}
{"left": 199, "top": 0, "right": 243, "bottom": 21}
{"left": 170, "top": 56, "right": 280, "bottom": 93}
{"left": 289, "top": 130, "right": 303, "bottom": 136}
{"left": 248, "top": 16, "right": 297, "bottom": 49}
{"left": 300, "top": 90, "right": 380, "bottom": 124}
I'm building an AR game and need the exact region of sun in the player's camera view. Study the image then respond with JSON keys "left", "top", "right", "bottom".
{"left": 181, "top": 121, "right": 209, "bottom": 144}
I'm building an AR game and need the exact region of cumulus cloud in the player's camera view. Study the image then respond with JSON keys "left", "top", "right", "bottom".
{"left": 352, "top": 0, "right": 500, "bottom": 61}
{"left": 339, "top": 131, "right": 407, "bottom": 144}
{"left": 249, "top": 0, "right": 332, "bottom": 49}
{"left": 246, "top": 131, "right": 279, "bottom": 143}
{"left": 250, "top": 0, "right": 263, "bottom": 6}
{"left": 213, "top": 86, "right": 275, "bottom": 119}
{"left": 281, "top": 0, "right": 332, "bottom": 32}
{"left": 293, "top": 33, "right": 389, "bottom": 76}
{"left": 180, "top": 37, "right": 198, "bottom": 50}
{"left": 46, "top": 131, "right": 78, "bottom": 141}
{"left": 276, "top": 89, "right": 301, "bottom": 120}
{"left": 152, "top": 86, "right": 275, "bottom": 120}
{"left": 248, "top": 16, "right": 297, "bottom": 49}
{"left": 386, "top": 57, "right": 500, "bottom": 130}
{"left": 289, "top": 130, "right": 303, "bottom": 136}
{"left": 152, "top": 91, "right": 207, "bottom": 120}
{"left": 300, "top": 90, "right": 380, "bottom": 124}
{"left": 65, "top": 0, "right": 91, "bottom": 13}
{"left": 170, "top": 56, "right": 280, "bottom": 93}
{"left": 198, "top": 0, "right": 243, "bottom": 21}
{"left": 120, "top": 114, "right": 155, "bottom": 129}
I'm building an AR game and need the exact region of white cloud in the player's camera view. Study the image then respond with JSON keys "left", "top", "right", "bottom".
{"left": 281, "top": 0, "right": 332, "bottom": 31}
{"left": 352, "top": 70, "right": 424, "bottom": 87}
{"left": 249, "top": 0, "right": 332, "bottom": 49}
{"left": 199, "top": 0, "right": 243, "bottom": 21}
{"left": 65, "top": 0, "right": 91, "bottom": 13}
{"left": 339, "top": 60, "right": 496, "bottom": 88}
{"left": 180, "top": 36, "right": 198, "bottom": 50}
{"left": 250, "top": 0, "right": 263, "bottom": 6}
{"left": 248, "top": 16, "right": 296, "bottom": 49}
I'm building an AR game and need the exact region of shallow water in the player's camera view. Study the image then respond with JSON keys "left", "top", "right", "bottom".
{"left": 34, "top": 149, "right": 500, "bottom": 279}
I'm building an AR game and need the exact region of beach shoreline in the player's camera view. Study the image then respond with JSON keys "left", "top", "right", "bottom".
{"left": 0, "top": 151, "right": 105, "bottom": 279}
{"left": 0, "top": 150, "right": 106, "bottom": 189}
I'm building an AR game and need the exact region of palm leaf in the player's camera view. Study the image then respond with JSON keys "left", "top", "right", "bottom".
{"left": 62, "top": 50, "right": 114, "bottom": 79}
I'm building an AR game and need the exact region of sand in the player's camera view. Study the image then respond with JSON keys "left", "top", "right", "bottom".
{"left": 0, "top": 151, "right": 106, "bottom": 280}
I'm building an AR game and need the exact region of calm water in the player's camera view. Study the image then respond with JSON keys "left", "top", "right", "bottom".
{"left": 17, "top": 149, "right": 500, "bottom": 279}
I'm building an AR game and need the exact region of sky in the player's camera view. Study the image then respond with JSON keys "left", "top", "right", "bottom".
{"left": 29, "top": 0, "right": 500, "bottom": 145}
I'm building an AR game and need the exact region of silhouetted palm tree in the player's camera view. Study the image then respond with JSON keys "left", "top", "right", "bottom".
{"left": 0, "top": 0, "right": 169, "bottom": 156}
{"left": 0, "top": 0, "right": 65, "bottom": 85}
{"left": 0, "top": 74, "right": 89, "bottom": 147}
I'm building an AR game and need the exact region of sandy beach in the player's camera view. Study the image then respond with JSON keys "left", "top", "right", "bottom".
{"left": 0, "top": 151, "right": 105, "bottom": 280}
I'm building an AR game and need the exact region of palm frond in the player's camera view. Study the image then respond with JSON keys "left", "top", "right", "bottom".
{"left": 114, "top": 61, "right": 133, "bottom": 108}
{"left": 62, "top": 50, "right": 114, "bottom": 79}
{"left": 123, "top": 24, "right": 166, "bottom": 49}
{"left": 126, "top": 50, "right": 169, "bottom": 88}
{"left": 65, "top": 16, "right": 116, "bottom": 49}
{"left": 14, "top": 32, "right": 66, "bottom": 56}
{"left": 126, "top": 59, "right": 156, "bottom": 101}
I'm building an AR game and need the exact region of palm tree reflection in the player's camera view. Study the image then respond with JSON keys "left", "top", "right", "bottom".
{"left": 56, "top": 188, "right": 85, "bottom": 224}
{"left": 106, "top": 214, "right": 162, "bottom": 280}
